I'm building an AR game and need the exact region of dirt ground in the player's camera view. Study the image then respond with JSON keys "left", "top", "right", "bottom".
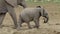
{"left": 0, "top": 3, "right": 60, "bottom": 34}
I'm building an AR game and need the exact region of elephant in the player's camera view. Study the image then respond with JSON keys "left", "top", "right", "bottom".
{"left": 0, "top": 0, "right": 27, "bottom": 29}
{"left": 17, "top": 6, "right": 49, "bottom": 30}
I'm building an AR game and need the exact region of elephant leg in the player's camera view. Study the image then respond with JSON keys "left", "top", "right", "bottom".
{"left": 18, "top": 15, "right": 23, "bottom": 27}
{"left": 19, "top": 22, "right": 22, "bottom": 27}
{"left": 17, "top": 17, "right": 23, "bottom": 30}
{"left": 17, "top": 21, "right": 23, "bottom": 30}
{"left": 7, "top": 5, "right": 18, "bottom": 29}
{"left": 19, "top": 21, "right": 23, "bottom": 27}
{"left": 27, "top": 22, "right": 32, "bottom": 29}
{"left": 0, "top": 13, "right": 6, "bottom": 27}
{"left": 34, "top": 18, "right": 39, "bottom": 29}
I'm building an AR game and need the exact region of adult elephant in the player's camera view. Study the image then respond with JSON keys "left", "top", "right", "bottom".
{"left": 0, "top": 0, "right": 27, "bottom": 29}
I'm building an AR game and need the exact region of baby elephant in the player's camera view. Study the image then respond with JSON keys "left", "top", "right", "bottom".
{"left": 17, "top": 6, "right": 49, "bottom": 30}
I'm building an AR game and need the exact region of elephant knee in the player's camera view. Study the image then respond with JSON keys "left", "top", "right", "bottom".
{"left": 34, "top": 19, "right": 39, "bottom": 28}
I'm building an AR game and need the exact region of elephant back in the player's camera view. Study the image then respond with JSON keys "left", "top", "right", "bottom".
{"left": 5, "top": 0, "right": 17, "bottom": 7}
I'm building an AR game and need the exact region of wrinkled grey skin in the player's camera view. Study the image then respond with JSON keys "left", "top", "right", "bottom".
{"left": 17, "top": 6, "right": 49, "bottom": 30}
{"left": 0, "top": 0, "right": 27, "bottom": 29}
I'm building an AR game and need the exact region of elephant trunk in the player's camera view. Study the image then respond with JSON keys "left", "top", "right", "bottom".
{"left": 43, "top": 15, "right": 49, "bottom": 23}
{"left": 40, "top": 7, "right": 49, "bottom": 23}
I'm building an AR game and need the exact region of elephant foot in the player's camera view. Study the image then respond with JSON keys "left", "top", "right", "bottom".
{"left": 33, "top": 26, "right": 36, "bottom": 28}
{"left": 28, "top": 27, "right": 32, "bottom": 29}
{"left": 16, "top": 27, "right": 21, "bottom": 31}
{"left": 36, "top": 26, "right": 39, "bottom": 29}
{"left": 20, "top": 25, "right": 22, "bottom": 27}
{"left": 12, "top": 26, "right": 18, "bottom": 29}
{"left": 12, "top": 27, "right": 16, "bottom": 29}
{"left": 33, "top": 26, "right": 39, "bottom": 29}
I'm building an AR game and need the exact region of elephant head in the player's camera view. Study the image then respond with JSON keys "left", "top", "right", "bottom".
{"left": 36, "top": 6, "right": 49, "bottom": 23}
{"left": 5, "top": 0, "right": 27, "bottom": 8}
{"left": 43, "top": 12, "right": 49, "bottom": 23}
{"left": 40, "top": 7, "right": 49, "bottom": 23}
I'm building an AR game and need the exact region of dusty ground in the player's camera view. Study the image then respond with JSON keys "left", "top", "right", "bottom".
{"left": 0, "top": 2, "right": 60, "bottom": 34}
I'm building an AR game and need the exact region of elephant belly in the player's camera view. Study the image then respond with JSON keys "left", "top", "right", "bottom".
{"left": 20, "top": 14, "right": 33, "bottom": 22}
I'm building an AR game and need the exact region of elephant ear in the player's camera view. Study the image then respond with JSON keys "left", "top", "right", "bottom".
{"left": 41, "top": 7, "right": 44, "bottom": 16}
{"left": 5, "top": 0, "right": 17, "bottom": 7}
